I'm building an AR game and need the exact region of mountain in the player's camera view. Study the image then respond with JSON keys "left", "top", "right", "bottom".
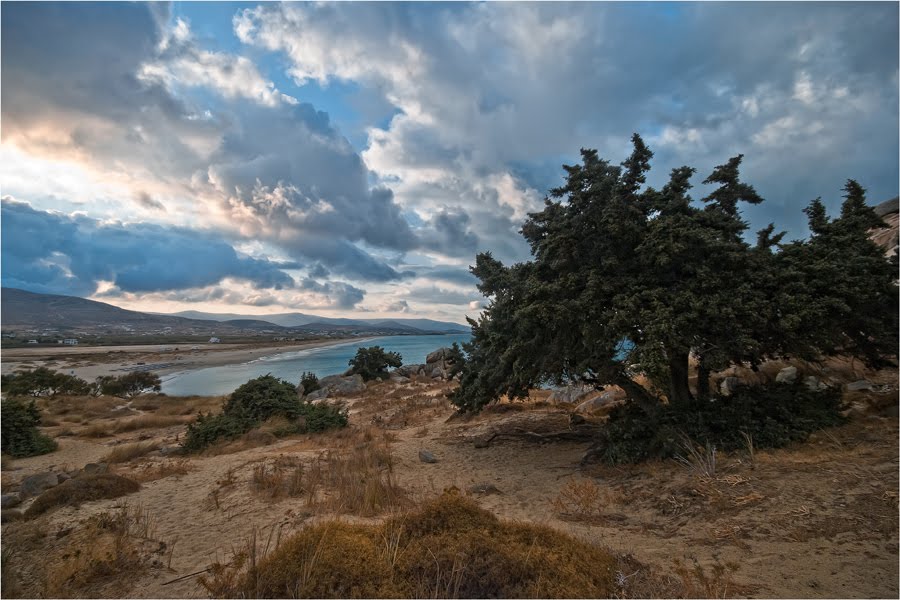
{"left": 166, "top": 311, "right": 470, "bottom": 333}
{"left": 0, "top": 288, "right": 470, "bottom": 338}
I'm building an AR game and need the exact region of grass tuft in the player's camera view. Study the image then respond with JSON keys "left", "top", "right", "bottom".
{"left": 24, "top": 474, "right": 140, "bottom": 519}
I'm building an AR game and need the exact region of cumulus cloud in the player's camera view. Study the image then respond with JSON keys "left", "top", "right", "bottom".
{"left": 1, "top": 198, "right": 295, "bottom": 296}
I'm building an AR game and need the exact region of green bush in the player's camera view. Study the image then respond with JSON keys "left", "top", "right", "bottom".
{"left": 589, "top": 381, "right": 847, "bottom": 464}
{"left": 182, "top": 374, "right": 348, "bottom": 452}
{"left": 348, "top": 346, "right": 402, "bottom": 381}
{"left": 1, "top": 367, "right": 90, "bottom": 397}
{"left": 92, "top": 372, "right": 161, "bottom": 398}
{"left": 299, "top": 371, "right": 321, "bottom": 394}
{"left": 0, "top": 398, "right": 58, "bottom": 457}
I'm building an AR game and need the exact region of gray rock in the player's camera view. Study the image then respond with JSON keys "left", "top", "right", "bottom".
{"left": 389, "top": 374, "right": 410, "bottom": 383}
{"left": 846, "top": 379, "right": 874, "bottom": 392}
{"left": 159, "top": 445, "right": 180, "bottom": 456}
{"left": 317, "top": 374, "right": 366, "bottom": 396}
{"left": 394, "top": 364, "right": 424, "bottom": 378}
{"left": 775, "top": 366, "right": 798, "bottom": 384}
{"left": 20, "top": 472, "right": 60, "bottom": 497}
{"left": 418, "top": 449, "right": 438, "bottom": 464}
{"left": 803, "top": 376, "right": 828, "bottom": 391}
{"left": 56, "top": 472, "right": 72, "bottom": 482}
{"left": 306, "top": 389, "right": 328, "bottom": 401}
{"left": 468, "top": 482, "right": 501, "bottom": 495}
{"left": 548, "top": 384, "right": 595, "bottom": 405}
{"left": 574, "top": 396, "right": 608, "bottom": 414}
{"left": 719, "top": 376, "right": 741, "bottom": 396}
{"left": 430, "top": 366, "right": 444, "bottom": 379}
{"left": 426, "top": 348, "right": 449, "bottom": 364}
{"left": 81, "top": 462, "right": 109, "bottom": 476}
{"left": 1, "top": 493, "right": 22, "bottom": 509}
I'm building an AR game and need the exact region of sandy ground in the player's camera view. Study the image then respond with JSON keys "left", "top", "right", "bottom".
{"left": 0, "top": 338, "right": 372, "bottom": 382}
{"left": 1, "top": 371, "right": 897, "bottom": 599}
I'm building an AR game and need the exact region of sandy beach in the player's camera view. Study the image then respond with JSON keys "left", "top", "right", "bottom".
{"left": 0, "top": 337, "right": 374, "bottom": 382}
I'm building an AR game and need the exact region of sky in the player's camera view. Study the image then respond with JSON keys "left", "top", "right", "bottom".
{"left": 1, "top": 1, "right": 897, "bottom": 324}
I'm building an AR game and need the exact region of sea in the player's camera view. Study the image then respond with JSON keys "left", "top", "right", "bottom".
{"left": 159, "top": 333, "right": 471, "bottom": 397}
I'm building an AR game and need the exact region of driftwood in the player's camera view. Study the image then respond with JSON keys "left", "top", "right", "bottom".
{"left": 474, "top": 424, "right": 599, "bottom": 448}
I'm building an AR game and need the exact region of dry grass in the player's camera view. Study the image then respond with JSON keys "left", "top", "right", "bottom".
{"left": 671, "top": 557, "right": 741, "bottom": 598}
{"left": 24, "top": 474, "right": 141, "bottom": 519}
{"left": 200, "top": 491, "right": 630, "bottom": 598}
{"left": 101, "top": 440, "right": 161, "bottom": 464}
{"left": 251, "top": 457, "right": 305, "bottom": 500}
{"left": 552, "top": 478, "right": 619, "bottom": 523}
{"left": 43, "top": 504, "right": 166, "bottom": 598}
{"left": 130, "top": 459, "right": 192, "bottom": 482}
{"left": 112, "top": 414, "right": 193, "bottom": 432}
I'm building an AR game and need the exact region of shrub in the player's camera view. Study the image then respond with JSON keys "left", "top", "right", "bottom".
{"left": 589, "top": 381, "right": 847, "bottom": 464}
{"left": 101, "top": 441, "right": 161, "bottom": 464}
{"left": 92, "top": 372, "right": 161, "bottom": 398}
{"left": 299, "top": 371, "right": 320, "bottom": 394}
{"left": 1, "top": 367, "right": 90, "bottom": 397}
{"left": 201, "top": 492, "right": 621, "bottom": 598}
{"left": 24, "top": 474, "right": 140, "bottom": 518}
{"left": 347, "top": 346, "right": 402, "bottom": 381}
{"left": 182, "top": 375, "right": 348, "bottom": 453}
{"left": 0, "top": 398, "right": 57, "bottom": 457}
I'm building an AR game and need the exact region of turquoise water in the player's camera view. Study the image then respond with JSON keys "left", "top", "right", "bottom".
{"left": 160, "top": 333, "right": 471, "bottom": 397}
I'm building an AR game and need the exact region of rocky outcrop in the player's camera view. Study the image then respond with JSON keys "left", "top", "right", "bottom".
{"left": 871, "top": 197, "right": 898, "bottom": 259}
{"left": 548, "top": 384, "right": 596, "bottom": 405}
{"left": 20, "top": 472, "right": 60, "bottom": 497}
{"left": 305, "top": 374, "right": 366, "bottom": 400}
{"left": 775, "top": 366, "right": 798, "bottom": 384}
{"left": 392, "top": 347, "right": 461, "bottom": 381}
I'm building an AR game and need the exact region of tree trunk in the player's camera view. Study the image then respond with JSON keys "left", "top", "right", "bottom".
{"left": 612, "top": 373, "right": 660, "bottom": 417}
{"left": 697, "top": 360, "right": 711, "bottom": 401}
{"left": 667, "top": 349, "right": 693, "bottom": 406}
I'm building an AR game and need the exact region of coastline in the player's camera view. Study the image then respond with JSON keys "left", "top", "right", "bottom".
{"left": 0, "top": 337, "right": 377, "bottom": 381}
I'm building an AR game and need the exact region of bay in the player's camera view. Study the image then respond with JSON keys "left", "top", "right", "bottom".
{"left": 160, "top": 333, "right": 471, "bottom": 397}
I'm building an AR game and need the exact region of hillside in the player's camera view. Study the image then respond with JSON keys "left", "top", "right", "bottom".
{"left": 168, "top": 310, "right": 469, "bottom": 333}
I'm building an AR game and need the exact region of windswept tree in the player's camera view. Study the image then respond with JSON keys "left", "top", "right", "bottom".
{"left": 453, "top": 135, "right": 897, "bottom": 413}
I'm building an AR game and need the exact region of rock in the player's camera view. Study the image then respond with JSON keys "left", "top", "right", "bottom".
{"left": 418, "top": 449, "right": 438, "bottom": 464}
{"left": 473, "top": 436, "right": 492, "bottom": 449}
{"left": 20, "top": 472, "right": 60, "bottom": 497}
{"left": 846, "top": 379, "right": 874, "bottom": 392}
{"left": 803, "top": 376, "right": 828, "bottom": 391}
{"left": 426, "top": 348, "right": 449, "bottom": 364}
{"left": 389, "top": 374, "right": 410, "bottom": 383}
{"left": 306, "top": 389, "right": 328, "bottom": 401}
{"left": 317, "top": 374, "right": 366, "bottom": 396}
{"left": 158, "top": 445, "right": 180, "bottom": 456}
{"left": 548, "top": 384, "right": 596, "bottom": 405}
{"left": 574, "top": 389, "right": 624, "bottom": 414}
{"left": 1, "top": 493, "right": 22, "bottom": 509}
{"left": 81, "top": 462, "right": 109, "bottom": 476}
{"left": 0, "top": 509, "right": 23, "bottom": 523}
{"left": 468, "top": 482, "right": 501, "bottom": 495}
{"left": 430, "top": 366, "right": 444, "bottom": 379}
{"left": 719, "top": 376, "right": 741, "bottom": 396}
{"left": 56, "top": 472, "right": 72, "bottom": 482}
{"left": 775, "top": 366, "right": 798, "bottom": 384}
{"left": 394, "top": 364, "right": 423, "bottom": 378}
{"left": 569, "top": 413, "right": 586, "bottom": 426}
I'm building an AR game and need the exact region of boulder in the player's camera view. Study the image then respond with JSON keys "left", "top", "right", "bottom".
{"left": 426, "top": 348, "right": 450, "bottom": 364}
{"left": 846, "top": 379, "right": 874, "bottom": 392}
{"left": 317, "top": 374, "right": 366, "bottom": 396}
{"left": 574, "top": 393, "right": 619, "bottom": 414}
{"left": 803, "top": 376, "right": 828, "bottom": 391}
{"left": 20, "top": 472, "right": 60, "bottom": 497}
{"left": 81, "top": 462, "right": 109, "bottom": 476}
{"left": 306, "top": 389, "right": 328, "bottom": 401}
{"left": 430, "top": 366, "right": 445, "bottom": 379}
{"left": 719, "top": 376, "right": 741, "bottom": 396}
{"left": 394, "top": 364, "right": 423, "bottom": 378}
{"left": 389, "top": 374, "right": 410, "bottom": 384}
{"left": 1, "top": 493, "right": 21, "bottom": 510}
{"left": 418, "top": 449, "right": 438, "bottom": 464}
{"left": 775, "top": 366, "right": 798, "bottom": 384}
{"left": 548, "top": 384, "right": 596, "bottom": 405}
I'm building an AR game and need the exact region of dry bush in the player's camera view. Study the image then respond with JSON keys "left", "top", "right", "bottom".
{"left": 671, "top": 557, "right": 741, "bottom": 598}
{"left": 131, "top": 459, "right": 192, "bottom": 482}
{"left": 24, "top": 474, "right": 141, "bottom": 518}
{"left": 112, "top": 414, "right": 192, "bottom": 432}
{"left": 133, "top": 394, "right": 225, "bottom": 416}
{"left": 43, "top": 504, "right": 165, "bottom": 598}
{"left": 78, "top": 421, "right": 116, "bottom": 438}
{"left": 101, "top": 440, "right": 161, "bottom": 464}
{"left": 552, "top": 479, "right": 618, "bottom": 523}
{"left": 201, "top": 491, "right": 627, "bottom": 599}
{"left": 251, "top": 459, "right": 305, "bottom": 500}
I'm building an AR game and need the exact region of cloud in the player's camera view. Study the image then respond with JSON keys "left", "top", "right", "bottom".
{"left": 383, "top": 300, "right": 411, "bottom": 313}
{"left": 1, "top": 198, "right": 296, "bottom": 296}
{"left": 136, "top": 191, "right": 166, "bottom": 211}
{"left": 405, "top": 285, "right": 479, "bottom": 306}
{"left": 297, "top": 278, "right": 365, "bottom": 309}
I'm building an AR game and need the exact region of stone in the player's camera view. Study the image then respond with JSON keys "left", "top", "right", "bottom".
{"left": 389, "top": 374, "right": 410, "bottom": 384}
{"left": 81, "top": 462, "right": 109, "bottom": 476}
{"left": 1, "top": 493, "right": 22, "bottom": 509}
{"left": 846, "top": 380, "right": 874, "bottom": 392}
{"left": 803, "top": 376, "right": 828, "bottom": 391}
{"left": 56, "top": 472, "right": 72, "bottom": 482}
{"left": 775, "top": 366, "right": 798, "bottom": 384}
{"left": 306, "top": 389, "right": 328, "bottom": 401}
{"left": 473, "top": 436, "right": 492, "bottom": 449}
{"left": 719, "top": 376, "right": 741, "bottom": 396}
{"left": 317, "top": 374, "right": 366, "bottom": 396}
{"left": 158, "top": 445, "right": 180, "bottom": 456}
{"left": 467, "top": 482, "right": 501, "bottom": 495}
{"left": 20, "top": 472, "right": 60, "bottom": 497}
{"left": 574, "top": 389, "right": 624, "bottom": 414}
{"left": 426, "top": 348, "right": 449, "bottom": 364}
{"left": 430, "top": 366, "right": 444, "bottom": 379}
{"left": 418, "top": 449, "right": 438, "bottom": 464}
{"left": 548, "top": 384, "right": 595, "bottom": 405}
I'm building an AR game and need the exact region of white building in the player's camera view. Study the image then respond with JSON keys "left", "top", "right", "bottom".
{"left": 209, "top": 337, "right": 221, "bottom": 343}
{"left": 63, "top": 338, "right": 78, "bottom": 345}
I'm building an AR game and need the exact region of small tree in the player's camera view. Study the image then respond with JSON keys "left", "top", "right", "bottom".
{"left": 92, "top": 372, "right": 161, "bottom": 398}
{"left": 299, "top": 371, "right": 320, "bottom": 395}
{"left": 348, "top": 346, "right": 402, "bottom": 381}
{"left": 1, "top": 398, "right": 57, "bottom": 457}
{"left": 1, "top": 367, "right": 90, "bottom": 397}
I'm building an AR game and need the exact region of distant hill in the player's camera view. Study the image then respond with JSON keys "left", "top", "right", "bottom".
{"left": 166, "top": 310, "right": 470, "bottom": 333}
{"left": 0, "top": 287, "right": 470, "bottom": 338}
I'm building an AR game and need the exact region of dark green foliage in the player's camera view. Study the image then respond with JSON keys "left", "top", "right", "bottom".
{"left": 590, "top": 383, "right": 847, "bottom": 464}
{"left": 93, "top": 371, "right": 161, "bottom": 398}
{"left": 0, "top": 398, "right": 57, "bottom": 457}
{"left": 348, "top": 346, "right": 402, "bottom": 381}
{"left": 1, "top": 367, "right": 90, "bottom": 397}
{"left": 299, "top": 371, "right": 321, "bottom": 394}
{"left": 453, "top": 136, "right": 898, "bottom": 413}
{"left": 182, "top": 374, "right": 347, "bottom": 452}
{"left": 445, "top": 342, "right": 466, "bottom": 379}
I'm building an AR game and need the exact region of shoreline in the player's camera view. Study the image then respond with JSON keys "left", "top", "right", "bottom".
{"left": 0, "top": 337, "right": 377, "bottom": 381}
